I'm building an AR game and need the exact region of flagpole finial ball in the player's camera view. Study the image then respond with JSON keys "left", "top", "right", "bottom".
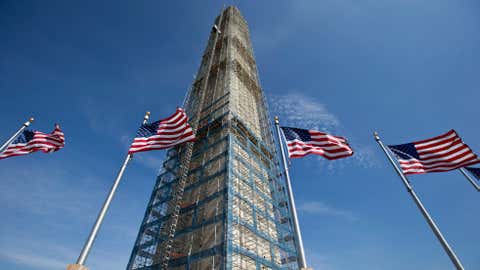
{"left": 274, "top": 116, "right": 279, "bottom": 124}
{"left": 373, "top": 131, "right": 380, "bottom": 141}
{"left": 146, "top": 111, "right": 151, "bottom": 115}
{"left": 29, "top": 117, "right": 34, "bottom": 123}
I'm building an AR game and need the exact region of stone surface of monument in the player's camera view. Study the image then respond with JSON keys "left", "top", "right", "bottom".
{"left": 126, "top": 6, "right": 300, "bottom": 270}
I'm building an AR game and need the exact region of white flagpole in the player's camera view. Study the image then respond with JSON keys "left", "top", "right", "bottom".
{"left": 374, "top": 131, "right": 465, "bottom": 270}
{"left": 274, "top": 116, "right": 308, "bottom": 269}
{"left": 68, "top": 111, "right": 150, "bottom": 270}
{"left": 0, "top": 117, "right": 34, "bottom": 155}
{"left": 458, "top": 168, "right": 480, "bottom": 192}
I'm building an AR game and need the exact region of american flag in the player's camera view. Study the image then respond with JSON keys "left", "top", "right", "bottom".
{"left": 388, "top": 130, "right": 480, "bottom": 175}
{"left": 0, "top": 124, "right": 65, "bottom": 160}
{"left": 128, "top": 108, "right": 195, "bottom": 154}
{"left": 465, "top": 167, "right": 480, "bottom": 181}
{"left": 280, "top": 127, "right": 354, "bottom": 159}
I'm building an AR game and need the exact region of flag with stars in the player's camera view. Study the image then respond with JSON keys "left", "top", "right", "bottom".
{"left": 465, "top": 167, "right": 480, "bottom": 182}
{"left": 280, "top": 127, "right": 354, "bottom": 159}
{"left": 0, "top": 124, "right": 65, "bottom": 160}
{"left": 128, "top": 108, "right": 195, "bottom": 154}
{"left": 388, "top": 130, "right": 480, "bottom": 175}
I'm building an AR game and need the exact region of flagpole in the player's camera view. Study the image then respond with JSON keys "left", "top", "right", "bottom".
{"left": 274, "top": 116, "right": 308, "bottom": 270}
{"left": 0, "top": 117, "right": 34, "bottom": 154}
{"left": 67, "top": 111, "right": 150, "bottom": 270}
{"left": 458, "top": 168, "right": 480, "bottom": 192}
{"left": 374, "top": 131, "right": 465, "bottom": 270}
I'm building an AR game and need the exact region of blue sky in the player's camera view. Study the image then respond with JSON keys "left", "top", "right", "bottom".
{"left": 1, "top": 1, "right": 479, "bottom": 269}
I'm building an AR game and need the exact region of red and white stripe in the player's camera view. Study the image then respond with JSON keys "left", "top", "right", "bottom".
{"left": 0, "top": 125, "right": 65, "bottom": 160}
{"left": 398, "top": 130, "right": 480, "bottom": 175}
{"left": 128, "top": 108, "right": 195, "bottom": 154}
{"left": 286, "top": 130, "right": 354, "bottom": 160}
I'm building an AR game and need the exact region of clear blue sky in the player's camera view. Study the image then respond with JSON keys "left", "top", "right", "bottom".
{"left": 1, "top": 1, "right": 479, "bottom": 269}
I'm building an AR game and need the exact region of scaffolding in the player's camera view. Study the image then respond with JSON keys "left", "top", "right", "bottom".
{"left": 126, "top": 6, "right": 300, "bottom": 270}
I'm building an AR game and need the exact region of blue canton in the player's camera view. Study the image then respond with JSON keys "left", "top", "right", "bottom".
{"left": 388, "top": 143, "right": 420, "bottom": 160}
{"left": 13, "top": 130, "right": 35, "bottom": 144}
{"left": 281, "top": 127, "right": 312, "bottom": 142}
{"left": 465, "top": 167, "right": 480, "bottom": 181}
{"left": 136, "top": 121, "right": 160, "bottom": 137}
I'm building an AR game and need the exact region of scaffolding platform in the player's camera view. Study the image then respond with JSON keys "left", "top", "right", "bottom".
{"left": 126, "top": 6, "right": 300, "bottom": 270}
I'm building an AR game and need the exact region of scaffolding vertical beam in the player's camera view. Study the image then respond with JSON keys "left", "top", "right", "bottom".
{"left": 126, "top": 7, "right": 301, "bottom": 270}
{"left": 160, "top": 7, "right": 226, "bottom": 270}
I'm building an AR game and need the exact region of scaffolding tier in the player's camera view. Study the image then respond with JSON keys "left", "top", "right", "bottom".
{"left": 126, "top": 6, "right": 300, "bottom": 270}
